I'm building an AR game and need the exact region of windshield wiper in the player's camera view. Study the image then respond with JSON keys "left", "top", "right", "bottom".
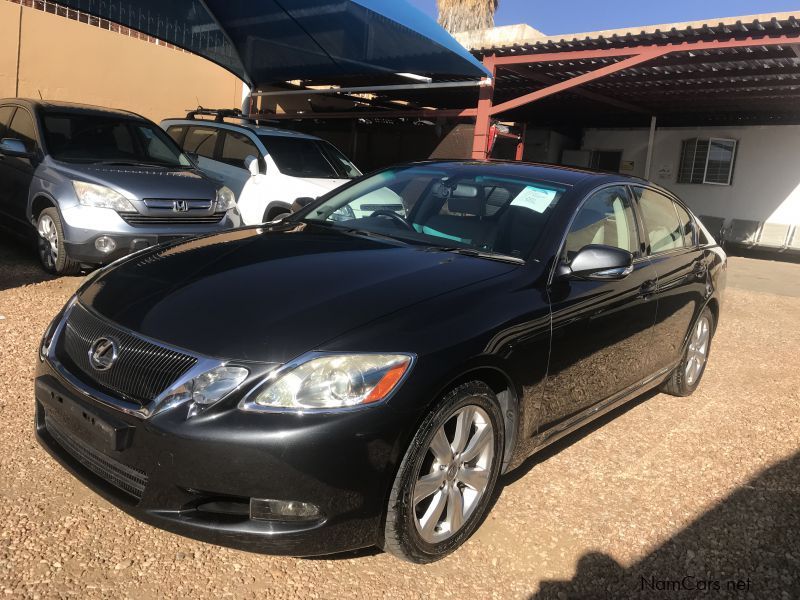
{"left": 425, "top": 246, "right": 525, "bottom": 265}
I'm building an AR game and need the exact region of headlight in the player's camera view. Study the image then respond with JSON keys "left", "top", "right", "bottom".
{"left": 159, "top": 365, "right": 249, "bottom": 417}
{"left": 216, "top": 186, "right": 236, "bottom": 211}
{"left": 241, "top": 353, "right": 413, "bottom": 411}
{"left": 72, "top": 181, "right": 136, "bottom": 212}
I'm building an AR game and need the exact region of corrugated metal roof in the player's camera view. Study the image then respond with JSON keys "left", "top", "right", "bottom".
{"left": 456, "top": 12, "right": 800, "bottom": 54}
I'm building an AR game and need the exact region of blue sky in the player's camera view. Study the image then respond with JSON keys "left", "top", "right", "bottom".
{"left": 406, "top": 1, "right": 799, "bottom": 35}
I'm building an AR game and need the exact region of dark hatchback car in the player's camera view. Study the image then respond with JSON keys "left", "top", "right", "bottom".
{"left": 35, "top": 161, "right": 725, "bottom": 563}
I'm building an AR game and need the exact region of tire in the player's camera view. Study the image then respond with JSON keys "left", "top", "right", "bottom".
{"left": 661, "top": 307, "right": 715, "bottom": 397}
{"left": 36, "top": 208, "right": 81, "bottom": 276}
{"left": 383, "top": 381, "right": 505, "bottom": 563}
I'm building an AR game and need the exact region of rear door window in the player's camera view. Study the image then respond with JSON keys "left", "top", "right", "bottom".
{"left": 165, "top": 125, "right": 186, "bottom": 146}
{"left": 220, "top": 131, "right": 260, "bottom": 170}
{"left": 8, "top": 109, "right": 37, "bottom": 152}
{"left": 634, "top": 188, "right": 683, "bottom": 253}
{"left": 184, "top": 126, "right": 219, "bottom": 159}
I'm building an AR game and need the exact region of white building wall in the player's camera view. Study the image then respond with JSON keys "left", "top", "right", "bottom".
{"left": 581, "top": 125, "right": 800, "bottom": 227}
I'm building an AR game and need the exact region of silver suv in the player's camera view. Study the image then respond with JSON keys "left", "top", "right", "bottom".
{"left": 0, "top": 99, "right": 240, "bottom": 275}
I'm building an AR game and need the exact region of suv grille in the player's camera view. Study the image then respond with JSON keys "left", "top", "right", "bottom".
{"left": 46, "top": 416, "right": 147, "bottom": 500}
{"left": 121, "top": 213, "right": 225, "bottom": 226}
{"left": 55, "top": 303, "right": 197, "bottom": 405}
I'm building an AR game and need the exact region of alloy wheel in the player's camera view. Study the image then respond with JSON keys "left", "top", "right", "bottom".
{"left": 37, "top": 214, "right": 59, "bottom": 270}
{"left": 685, "top": 315, "right": 711, "bottom": 385}
{"left": 413, "top": 405, "right": 494, "bottom": 543}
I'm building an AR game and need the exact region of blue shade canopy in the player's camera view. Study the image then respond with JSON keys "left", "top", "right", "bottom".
{"left": 54, "top": 0, "right": 490, "bottom": 87}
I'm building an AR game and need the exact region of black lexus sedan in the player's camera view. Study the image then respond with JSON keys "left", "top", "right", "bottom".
{"left": 35, "top": 160, "right": 726, "bottom": 563}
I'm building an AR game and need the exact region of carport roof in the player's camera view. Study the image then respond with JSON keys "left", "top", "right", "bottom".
{"left": 52, "top": 0, "right": 490, "bottom": 87}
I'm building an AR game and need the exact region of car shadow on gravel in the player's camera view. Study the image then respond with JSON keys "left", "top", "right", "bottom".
{"left": 0, "top": 236, "right": 55, "bottom": 291}
{"left": 528, "top": 451, "right": 800, "bottom": 599}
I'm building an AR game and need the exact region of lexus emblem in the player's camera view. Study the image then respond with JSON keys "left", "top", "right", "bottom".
{"left": 173, "top": 200, "right": 189, "bottom": 212}
{"left": 88, "top": 338, "right": 118, "bottom": 371}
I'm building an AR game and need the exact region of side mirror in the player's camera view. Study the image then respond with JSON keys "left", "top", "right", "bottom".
{"left": 558, "top": 244, "right": 634, "bottom": 280}
{"left": 0, "top": 138, "right": 33, "bottom": 159}
{"left": 291, "top": 196, "right": 316, "bottom": 212}
{"left": 244, "top": 155, "right": 260, "bottom": 177}
{"left": 185, "top": 151, "right": 200, "bottom": 165}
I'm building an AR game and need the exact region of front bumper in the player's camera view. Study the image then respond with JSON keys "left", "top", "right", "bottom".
{"left": 34, "top": 359, "right": 408, "bottom": 556}
{"left": 59, "top": 205, "right": 241, "bottom": 265}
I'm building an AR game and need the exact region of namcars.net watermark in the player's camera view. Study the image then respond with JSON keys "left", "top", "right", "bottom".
{"left": 641, "top": 575, "right": 752, "bottom": 593}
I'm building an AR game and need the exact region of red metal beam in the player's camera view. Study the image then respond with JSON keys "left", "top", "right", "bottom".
{"left": 264, "top": 108, "right": 477, "bottom": 120}
{"left": 490, "top": 48, "right": 669, "bottom": 115}
{"left": 499, "top": 63, "right": 650, "bottom": 113}
{"left": 472, "top": 55, "right": 496, "bottom": 160}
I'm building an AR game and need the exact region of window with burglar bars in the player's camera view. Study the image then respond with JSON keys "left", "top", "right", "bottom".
{"left": 677, "top": 138, "right": 737, "bottom": 185}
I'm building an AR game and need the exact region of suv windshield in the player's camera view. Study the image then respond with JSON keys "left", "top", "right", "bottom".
{"left": 42, "top": 112, "right": 191, "bottom": 167}
{"left": 258, "top": 136, "right": 360, "bottom": 179}
{"left": 303, "top": 165, "right": 567, "bottom": 261}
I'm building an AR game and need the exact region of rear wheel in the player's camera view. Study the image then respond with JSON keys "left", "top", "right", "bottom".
{"left": 383, "top": 381, "right": 504, "bottom": 563}
{"left": 662, "top": 307, "right": 714, "bottom": 397}
{"left": 36, "top": 208, "right": 81, "bottom": 276}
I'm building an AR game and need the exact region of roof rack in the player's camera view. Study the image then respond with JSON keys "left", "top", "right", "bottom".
{"left": 186, "top": 106, "right": 245, "bottom": 122}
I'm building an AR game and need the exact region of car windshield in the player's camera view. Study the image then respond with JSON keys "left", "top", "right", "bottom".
{"left": 302, "top": 165, "right": 568, "bottom": 261}
{"left": 258, "top": 135, "right": 360, "bottom": 179}
{"left": 41, "top": 112, "right": 191, "bottom": 167}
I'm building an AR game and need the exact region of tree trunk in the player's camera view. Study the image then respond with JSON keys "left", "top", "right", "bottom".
{"left": 437, "top": 0, "right": 498, "bottom": 34}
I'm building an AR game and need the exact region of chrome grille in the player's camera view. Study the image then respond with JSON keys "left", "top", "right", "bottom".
{"left": 46, "top": 416, "right": 147, "bottom": 500}
{"left": 56, "top": 303, "right": 197, "bottom": 405}
{"left": 121, "top": 213, "right": 224, "bottom": 226}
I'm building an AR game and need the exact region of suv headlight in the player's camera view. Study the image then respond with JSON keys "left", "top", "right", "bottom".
{"left": 158, "top": 365, "right": 249, "bottom": 417}
{"left": 240, "top": 353, "right": 413, "bottom": 411}
{"left": 216, "top": 186, "right": 236, "bottom": 211}
{"left": 73, "top": 181, "right": 136, "bottom": 212}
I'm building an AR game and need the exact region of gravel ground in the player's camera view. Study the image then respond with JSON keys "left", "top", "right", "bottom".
{"left": 1, "top": 240, "right": 798, "bottom": 599}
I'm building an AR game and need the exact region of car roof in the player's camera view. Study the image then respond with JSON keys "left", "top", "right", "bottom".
{"left": 160, "top": 118, "right": 321, "bottom": 141}
{"left": 0, "top": 98, "right": 145, "bottom": 120}
{"left": 398, "top": 159, "right": 653, "bottom": 188}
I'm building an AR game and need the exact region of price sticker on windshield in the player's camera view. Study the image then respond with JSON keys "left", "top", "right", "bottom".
{"left": 510, "top": 186, "right": 558, "bottom": 213}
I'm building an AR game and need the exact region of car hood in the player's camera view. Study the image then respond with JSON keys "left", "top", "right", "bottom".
{"left": 78, "top": 223, "right": 519, "bottom": 363}
{"left": 50, "top": 160, "right": 218, "bottom": 200}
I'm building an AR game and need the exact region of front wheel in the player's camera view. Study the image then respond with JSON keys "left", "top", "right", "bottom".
{"left": 383, "top": 381, "right": 504, "bottom": 563}
{"left": 661, "top": 307, "right": 715, "bottom": 397}
{"left": 36, "top": 208, "right": 81, "bottom": 276}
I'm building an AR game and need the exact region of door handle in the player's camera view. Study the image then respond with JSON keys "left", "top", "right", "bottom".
{"left": 638, "top": 280, "right": 657, "bottom": 299}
